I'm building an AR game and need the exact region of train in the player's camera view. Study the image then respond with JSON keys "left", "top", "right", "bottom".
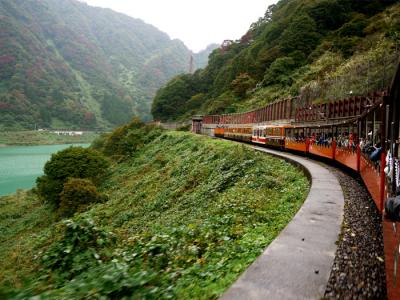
{"left": 192, "top": 63, "right": 400, "bottom": 299}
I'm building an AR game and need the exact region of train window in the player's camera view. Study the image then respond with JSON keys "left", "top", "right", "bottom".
{"left": 373, "top": 109, "right": 383, "bottom": 146}
{"left": 366, "top": 113, "right": 374, "bottom": 142}
{"left": 295, "top": 128, "right": 305, "bottom": 141}
{"left": 293, "top": 129, "right": 299, "bottom": 140}
{"left": 359, "top": 118, "right": 366, "bottom": 140}
{"left": 286, "top": 128, "right": 293, "bottom": 138}
{"left": 336, "top": 124, "right": 354, "bottom": 148}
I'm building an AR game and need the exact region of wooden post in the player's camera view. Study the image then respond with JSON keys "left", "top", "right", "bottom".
{"left": 380, "top": 151, "right": 386, "bottom": 212}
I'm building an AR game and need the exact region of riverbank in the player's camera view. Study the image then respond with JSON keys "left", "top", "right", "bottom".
{"left": 0, "top": 131, "right": 99, "bottom": 146}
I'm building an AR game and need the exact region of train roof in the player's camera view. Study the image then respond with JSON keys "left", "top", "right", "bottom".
{"left": 253, "top": 124, "right": 293, "bottom": 129}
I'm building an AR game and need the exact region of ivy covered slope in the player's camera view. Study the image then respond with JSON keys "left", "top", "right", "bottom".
{"left": 152, "top": 0, "right": 400, "bottom": 121}
{"left": 0, "top": 0, "right": 215, "bottom": 130}
{"left": 0, "top": 121, "right": 309, "bottom": 299}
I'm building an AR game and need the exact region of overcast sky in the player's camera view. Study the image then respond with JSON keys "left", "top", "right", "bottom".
{"left": 83, "top": 0, "right": 277, "bottom": 52}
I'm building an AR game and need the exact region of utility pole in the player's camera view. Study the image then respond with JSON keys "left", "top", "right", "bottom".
{"left": 189, "top": 54, "right": 194, "bottom": 74}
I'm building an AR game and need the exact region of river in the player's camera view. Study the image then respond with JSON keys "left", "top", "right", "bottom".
{"left": 0, "top": 144, "right": 89, "bottom": 196}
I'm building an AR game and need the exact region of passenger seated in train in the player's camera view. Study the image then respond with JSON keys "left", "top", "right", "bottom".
{"left": 361, "top": 134, "right": 374, "bottom": 154}
{"left": 337, "top": 134, "right": 350, "bottom": 148}
{"left": 384, "top": 188, "right": 400, "bottom": 222}
{"left": 370, "top": 142, "right": 382, "bottom": 162}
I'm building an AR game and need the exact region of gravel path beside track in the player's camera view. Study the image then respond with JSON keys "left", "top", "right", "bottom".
{"left": 324, "top": 166, "right": 386, "bottom": 299}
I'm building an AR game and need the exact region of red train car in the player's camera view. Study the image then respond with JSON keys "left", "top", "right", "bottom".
{"left": 195, "top": 62, "right": 400, "bottom": 299}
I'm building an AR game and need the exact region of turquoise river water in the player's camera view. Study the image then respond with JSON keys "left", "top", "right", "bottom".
{"left": 0, "top": 144, "right": 89, "bottom": 196}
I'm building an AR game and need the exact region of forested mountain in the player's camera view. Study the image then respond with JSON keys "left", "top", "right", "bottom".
{"left": 193, "top": 44, "right": 220, "bottom": 70}
{"left": 0, "top": 0, "right": 211, "bottom": 130}
{"left": 152, "top": 0, "right": 400, "bottom": 121}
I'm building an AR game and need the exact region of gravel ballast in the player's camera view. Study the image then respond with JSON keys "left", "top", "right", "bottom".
{"left": 324, "top": 166, "right": 386, "bottom": 299}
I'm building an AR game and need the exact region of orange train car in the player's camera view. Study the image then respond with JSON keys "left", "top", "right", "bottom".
{"left": 196, "top": 63, "right": 400, "bottom": 298}
{"left": 224, "top": 127, "right": 252, "bottom": 142}
{"left": 252, "top": 125, "right": 291, "bottom": 148}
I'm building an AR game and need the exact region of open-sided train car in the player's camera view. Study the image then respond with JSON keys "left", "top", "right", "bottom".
{"left": 215, "top": 125, "right": 291, "bottom": 148}
{"left": 194, "top": 62, "right": 400, "bottom": 299}
{"left": 215, "top": 111, "right": 385, "bottom": 209}
{"left": 381, "top": 62, "right": 400, "bottom": 300}
{"left": 223, "top": 127, "right": 252, "bottom": 142}
{"left": 252, "top": 125, "right": 290, "bottom": 148}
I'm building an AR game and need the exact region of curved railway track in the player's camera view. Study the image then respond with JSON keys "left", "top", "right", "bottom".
{"left": 217, "top": 144, "right": 385, "bottom": 299}
{"left": 221, "top": 147, "right": 344, "bottom": 300}
{"left": 324, "top": 164, "right": 386, "bottom": 299}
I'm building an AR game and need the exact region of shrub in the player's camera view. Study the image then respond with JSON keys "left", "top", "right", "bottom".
{"left": 58, "top": 178, "right": 105, "bottom": 217}
{"left": 41, "top": 218, "right": 115, "bottom": 283}
{"left": 36, "top": 147, "right": 109, "bottom": 207}
{"left": 99, "top": 118, "right": 163, "bottom": 157}
{"left": 177, "top": 124, "right": 191, "bottom": 132}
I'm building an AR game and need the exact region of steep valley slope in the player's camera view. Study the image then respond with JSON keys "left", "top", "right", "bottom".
{"left": 0, "top": 0, "right": 216, "bottom": 129}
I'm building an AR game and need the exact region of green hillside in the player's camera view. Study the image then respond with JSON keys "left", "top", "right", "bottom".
{"left": 152, "top": 0, "right": 400, "bottom": 121}
{"left": 0, "top": 0, "right": 213, "bottom": 130}
{"left": 0, "top": 122, "right": 308, "bottom": 298}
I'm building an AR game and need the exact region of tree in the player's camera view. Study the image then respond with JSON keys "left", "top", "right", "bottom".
{"left": 36, "top": 147, "right": 109, "bottom": 207}
{"left": 231, "top": 73, "right": 256, "bottom": 98}
{"left": 263, "top": 56, "right": 298, "bottom": 86}
{"left": 58, "top": 178, "right": 104, "bottom": 217}
{"left": 151, "top": 74, "right": 197, "bottom": 121}
{"left": 95, "top": 118, "right": 163, "bottom": 157}
{"left": 279, "top": 14, "right": 321, "bottom": 56}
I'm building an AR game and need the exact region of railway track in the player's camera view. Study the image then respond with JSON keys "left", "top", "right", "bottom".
{"left": 218, "top": 142, "right": 385, "bottom": 299}
{"left": 324, "top": 165, "right": 386, "bottom": 299}
{"left": 221, "top": 146, "right": 343, "bottom": 299}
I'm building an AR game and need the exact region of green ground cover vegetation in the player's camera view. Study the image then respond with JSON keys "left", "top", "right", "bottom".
{"left": 0, "top": 121, "right": 309, "bottom": 299}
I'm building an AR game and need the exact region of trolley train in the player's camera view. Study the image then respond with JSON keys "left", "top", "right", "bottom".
{"left": 192, "top": 63, "right": 400, "bottom": 300}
